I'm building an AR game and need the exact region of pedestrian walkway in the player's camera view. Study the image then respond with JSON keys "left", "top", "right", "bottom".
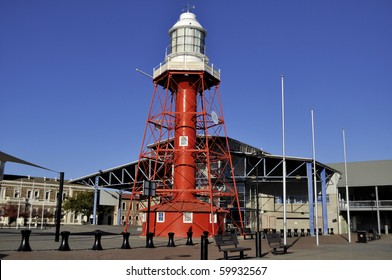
{"left": 0, "top": 225, "right": 391, "bottom": 260}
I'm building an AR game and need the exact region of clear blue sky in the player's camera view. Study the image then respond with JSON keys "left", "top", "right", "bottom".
{"left": 1, "top": 0, "right": 391, "bottom": 180}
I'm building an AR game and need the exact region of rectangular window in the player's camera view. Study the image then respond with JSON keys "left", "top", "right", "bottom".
{"left": 14, "top": 190, "right": 20, "bottom": 198}
{"left": 122, "top": 202, "right": 126, "bottom": 210}
{"left": 157, "top": 212, "right": 165, "bottom": 223}
{"left": 34, "top": 190, "right": 39, "bottom": 199}
{"left": 210, "top": 213, "right": 217, "bottom": 224}
{"left": 27, "top": 190, "right": 32, "bottom": 199}
{"left": 179, "top": 136, "right": 188, "bottom": 147}
{"left": 183, "top": 212, "right": 193, "bottom": 223}
{"left": 45, "top": 191, "right": 50, "bottom": 201}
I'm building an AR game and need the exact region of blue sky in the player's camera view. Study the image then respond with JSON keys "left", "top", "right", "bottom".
{"left": 1, "top": 0, "right": 391, "bottom": 180}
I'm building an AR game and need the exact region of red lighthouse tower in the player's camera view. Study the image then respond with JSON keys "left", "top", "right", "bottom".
{"left": 125, "top": 11, "right": 243, "bottom": 238}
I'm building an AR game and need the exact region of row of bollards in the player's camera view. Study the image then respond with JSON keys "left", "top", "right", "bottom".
{"left": 17, "top": 229, "right": 263, "bottom": 260}
{"left": 17, "top": 229, "right": 196, "bottom": 252}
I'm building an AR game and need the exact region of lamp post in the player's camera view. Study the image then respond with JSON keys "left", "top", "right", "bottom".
{"left": 40, "top": 178, "right": 46, "bottom": 230}
{"left": 16, "top": 180, "right": 22, "bottom": 229}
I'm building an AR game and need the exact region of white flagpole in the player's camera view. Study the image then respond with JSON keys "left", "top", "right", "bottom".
{"left": 281, "top": 74, "right": 287, "bottom": 245}
{"left": 311, "top": 109, "right": 319, "bottom": 246}
{"left": 342, "top": 129, "right": 351, "bottom": 242}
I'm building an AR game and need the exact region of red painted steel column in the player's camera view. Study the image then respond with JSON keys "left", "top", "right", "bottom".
{"left": 173, "top": 77, "right": 197, "bottom": 201}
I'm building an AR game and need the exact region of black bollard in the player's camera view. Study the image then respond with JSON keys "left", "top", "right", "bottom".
{"left": 17, "top": 229, "right": 32, "bottom": 252}
{"left": 330, "top": 228, "right": 334, "bottom": 235}
{"left": 203, "top": 231, "right": 209, "bottom": 244}
{"left": 300, "top": 229, "right": 305, "bottom": 237}
{"left": 200, "top": 235, "right": 208, "bottom": 260}
{"left": 58, "top": 231, "right": 71, "bottom": 251}
{"left": 287, "top": 229, "right": 292, "bottom": 238}
{"left": 293, "top": 229, "right": 299, "bottom": 237}
{"left": 146, "top": 232, "right": 155, "bottom": 248}
{"left": 167, "top": 232, "right": 176, "bottom": 247}
{"left": 92, "top": 230, "right": 103, "bottom": 250}
{"left": 186, "top": 231, "right": 194, "bottom": 245}
{"left": 255, "top": 231, "right": 262, "bottom": 258}
{"left": 280, "top": 229, "right": 284, "bottom": 238}
{"left": 318, "top": 228, "right": 323, "bottom": 235}
{"left": 121, "top": 232, "right": 131, "bottom": 249}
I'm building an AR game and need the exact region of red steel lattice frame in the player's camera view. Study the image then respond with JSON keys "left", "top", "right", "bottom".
{"left": 124, "top": 70, "right": 244, "bottom": 235}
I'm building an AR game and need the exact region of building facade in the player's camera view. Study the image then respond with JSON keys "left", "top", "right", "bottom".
{"left": 0, "top": 175, "right": 94, "bottom": 227}
{"left": 329, "top": 160, "right": 392, "bottom": 234}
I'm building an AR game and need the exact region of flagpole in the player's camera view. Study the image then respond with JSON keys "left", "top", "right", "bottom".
{"left": 311, "top": 109, "right": 319, "bottom": 246}
{"left": 342, "top": 129, "right": 351, "bottom": 242}
{"left": 281, "top": 74, "right": 287, "bottom": 245}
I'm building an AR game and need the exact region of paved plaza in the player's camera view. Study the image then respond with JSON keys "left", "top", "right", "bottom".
{"left": 0, "top": 225, "right": 391, "bottom": 260}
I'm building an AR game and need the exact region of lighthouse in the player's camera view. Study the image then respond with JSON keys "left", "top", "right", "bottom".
{"left": 125, "top": 10, "right": 243, "bottom": 238}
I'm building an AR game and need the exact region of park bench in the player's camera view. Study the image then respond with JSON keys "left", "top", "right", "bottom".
{"left": 242, "top": 227, "right": 256, "bottom": 239}
{"left": 369, "top": 229, "right": 381, "bottom": 241}
{"left": 213, "top": 233, "right": 252, "bottom": 260}
{"left": 266, "top": 232, "right": 289, "bottom": 255}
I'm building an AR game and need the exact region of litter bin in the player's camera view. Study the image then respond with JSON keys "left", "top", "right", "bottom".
{"left": 357, "top": 230, "right": 368, "bottom": 243}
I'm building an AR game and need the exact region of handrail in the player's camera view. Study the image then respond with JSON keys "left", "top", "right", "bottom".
{"left": 340, "top": 200, "right": 392, "bottom": 209}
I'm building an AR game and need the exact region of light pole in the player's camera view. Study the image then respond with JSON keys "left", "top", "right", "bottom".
{"left": 16, "top": 180, "right": 22, "bottom": 229}
{"left": 255, "top": 162, "right": 262, "bottom": 258}
{"left": 40, "top": 178, "right": 46, "bottom": 230}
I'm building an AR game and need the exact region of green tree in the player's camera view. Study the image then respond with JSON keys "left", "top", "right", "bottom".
{"left": 63, "top": 191, "right": 113, "bottom": 224}
{"left": 63, "top": 191, "right": 94, "bottom": 222}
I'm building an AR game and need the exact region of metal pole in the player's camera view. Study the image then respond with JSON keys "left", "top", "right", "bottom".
{"left": 281, "top": 74, "right": 287, "bottom": 245}
{"left": 342, "top": 129, "right": 351, "bottom": 242}
{"left": 117, "top": 190, "right": 122, "bottom": 226}
{"left": 145, "top": 181, "right": 151, "bottom": 247}
{"left": 311, "top": 110, "right": 319, "bottom": 246}
{"left": 93, "top": 175, "right": 99, "bottom": 225}
{"left": 375, "top": 186, "right": 381, "bottom": 235}
{"left": 29, "top": 180, "right": 34, "bottom": 229}
{"left": 55, "top": 172, "right": 64, "bottom": 242}
{"left": 41, "top": 178, "right": 46, "bottom": 230}
{"left": 256, "top": 166, "right": 260, "bottom": 232}
{"left": 256, "top": 165, "right": 262, "bottom": 257}
{"left": 16, "top": 180, "right": 22, "bottom": 229}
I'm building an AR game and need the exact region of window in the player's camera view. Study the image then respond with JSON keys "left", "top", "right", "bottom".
{"left": 27, "top": 190, "right": 32, "bottom": 199}
{"left": 179, "top": 136, "right": 188, "bottom": 147}
{"left": 210, "top": 213, "right": 217, "bottom": 224}
{"left": 34, "top": 190, "right": 39, "bottom": 199}
{"left": 183, "top": 212, "right": 193, "bottom": 223}
{"left": 122, "top": 202, "right": 126, "bottom": 210}
{"left": 45, "top": 191, "right": 50, "bottom": 201}
{"left": 14, "top": 190, "right": 20, "bottom": 198}
{"left": 274, "top": 194, "right": 330, "bottom": 204}
{"left": 157, "top": 212, "right": 165, "bottom": 223}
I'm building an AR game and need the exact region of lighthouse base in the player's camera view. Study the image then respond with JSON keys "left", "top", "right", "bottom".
{"left": 141, "top": 200, "right": 226, "bottom": 238}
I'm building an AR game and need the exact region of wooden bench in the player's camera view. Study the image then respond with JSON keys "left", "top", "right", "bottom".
{"left": 213, "top": 233, "right": 252, "bottom": 260}
{"left": 266, "top": 233, "right": 289, "bottom": 255}
{"left": 242, "top": 227, "right": 256, "bottom": 239}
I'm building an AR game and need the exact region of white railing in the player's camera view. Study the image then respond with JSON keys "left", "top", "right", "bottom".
{"left": 340, "top": 200, "right": 392, "bottom": 210}
{"left": 153, "top": 55, "right": 220, "bottom": 81}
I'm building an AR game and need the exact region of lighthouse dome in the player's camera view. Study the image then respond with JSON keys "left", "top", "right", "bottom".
{"left": 169, "top": 12, "right": 205, "bottom": 32}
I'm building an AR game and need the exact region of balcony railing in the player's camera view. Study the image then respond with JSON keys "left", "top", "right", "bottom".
{"left": 340, "top": 200, "right": 392, "bottom": 210}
